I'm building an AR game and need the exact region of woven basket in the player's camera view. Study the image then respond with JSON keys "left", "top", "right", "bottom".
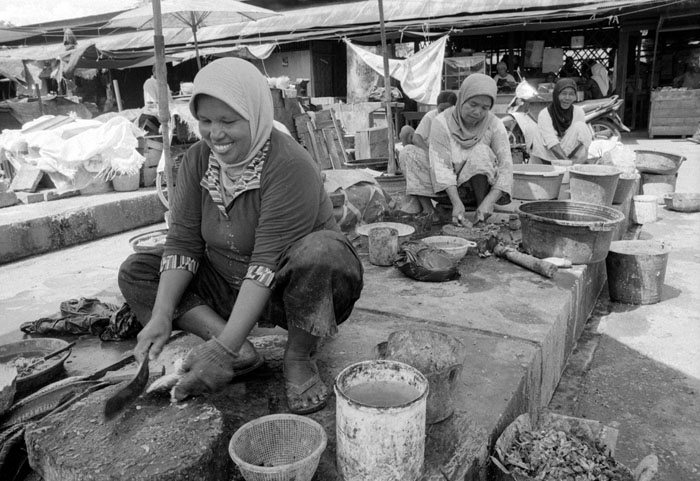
{"left": 229, "top": 414, "right": 327, "bottom": 481}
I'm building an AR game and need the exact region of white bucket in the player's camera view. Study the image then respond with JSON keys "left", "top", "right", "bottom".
{"left": 631, "top": 195, "right": 658, "bottom": 224}
{"left": 335, "top": 360, "right": 428, "bottom": 481}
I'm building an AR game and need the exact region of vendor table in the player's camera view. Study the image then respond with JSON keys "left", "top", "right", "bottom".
{"left": 648, "top": 89, "right": 700, "bottom": 138}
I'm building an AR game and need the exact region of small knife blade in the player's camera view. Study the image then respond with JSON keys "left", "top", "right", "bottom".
{"left": 103, "top": 349, "right": 150, "bottom": 420}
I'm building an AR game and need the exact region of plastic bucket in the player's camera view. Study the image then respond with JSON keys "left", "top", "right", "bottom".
{"left": 612, "top": 172, "right": 640, "bottom": 204}
{"left": 640, "top": 172, "right": 678, "bottom": 204}
{"left": 335, "top": 360, "right": 428, "bottom": 481}
{"left": 368, "top": 227, "right": 398, "bottom": 266}
{"left": 377, "top": 329, "right": 464, "bottom": 424}
{"left": 569, "top": 164, "right": 621, "bottom": 207}
{"left": 517, "top": 200, "right": 625, "bottom": 264}
{"left": 606, "top": 240, "right": 670, "bottom": 305}
{"left": 630, "top": 195, "right": 658, "bottom": 224}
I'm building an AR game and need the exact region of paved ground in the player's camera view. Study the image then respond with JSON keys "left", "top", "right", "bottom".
{"left": 550, "top": 133, "right": 700, "bottom": 480}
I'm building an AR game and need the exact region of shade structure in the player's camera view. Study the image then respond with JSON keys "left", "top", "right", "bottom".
{"left": 105, "top": 0, "right": 279, "bottom": 69}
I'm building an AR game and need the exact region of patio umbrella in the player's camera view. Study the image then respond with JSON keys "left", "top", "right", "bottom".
{"left": 105, "top": 0, "right": 279, "bottom": 70}
{"left": 104, "top": 0, "right": 278, "bottom": 209}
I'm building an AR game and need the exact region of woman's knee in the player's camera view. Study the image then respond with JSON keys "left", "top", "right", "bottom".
{"left": 118, "top": 253, "right": 161, "bottom": 289}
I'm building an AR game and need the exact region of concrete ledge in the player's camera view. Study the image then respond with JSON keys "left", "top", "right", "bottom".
{"left": 0, "top": 189, "right": 166, "bottom": 264}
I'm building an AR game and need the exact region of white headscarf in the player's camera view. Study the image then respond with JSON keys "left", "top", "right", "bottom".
{"left": 189, "top": 58, "right": 274, "bottom": 167}
{"left": 591, "top": 63, "right": 609, "bottom": 97}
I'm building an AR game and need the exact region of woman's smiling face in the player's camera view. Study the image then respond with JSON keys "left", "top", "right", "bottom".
{"left": 558, "top": 87, "right": 577, "bottom": 110}
{"left": 196, "top": 94, "right": 251, "bottom": 165}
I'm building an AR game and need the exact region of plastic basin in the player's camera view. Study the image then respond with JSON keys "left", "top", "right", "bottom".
{"left": 634, "top": 150, "right": 685, "bottom": 175}
{"left": 421, "top": 235, "right": 476, "bottom": 260}
{"left": 517, "top": 200, "right": 625, "bottom": 264}
{"left": 512, "top": 164, "right": 566, "bottom": 200}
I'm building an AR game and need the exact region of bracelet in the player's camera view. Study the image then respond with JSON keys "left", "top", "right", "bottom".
{"left": 212, "top": 337, "right": 239, "bottom": 359}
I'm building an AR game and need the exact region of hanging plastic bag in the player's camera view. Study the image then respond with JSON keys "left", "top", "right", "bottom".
{"left": 394, "top": 241, "right": 459, "bottom": 282}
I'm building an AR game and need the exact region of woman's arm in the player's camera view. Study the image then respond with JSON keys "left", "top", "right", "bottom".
{"left": 217, "top": 279, "right": 271, "bottom": 351}
{"left": 477, "top": 119, "right": 513, "bottom": 220}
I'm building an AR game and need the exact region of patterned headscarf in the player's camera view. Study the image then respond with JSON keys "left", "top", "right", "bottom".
{"left": 189, "top": 58, "right": 273, "bottom": 167}
{"left": 447, "top": 73, "right": 497, "bottom": 149}
{"left": 547, "top": 78, "right": 577, "bottom": 138}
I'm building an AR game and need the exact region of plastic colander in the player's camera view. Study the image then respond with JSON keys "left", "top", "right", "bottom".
{"left": 229, "top": 414, "right": 328, "bottom": 481}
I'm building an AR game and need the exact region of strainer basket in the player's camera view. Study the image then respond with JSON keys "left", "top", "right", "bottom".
{"left": 229, "top": 414, "right": 328, "bottom": 481}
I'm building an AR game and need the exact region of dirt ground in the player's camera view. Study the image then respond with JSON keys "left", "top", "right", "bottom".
{"left": 550, "top": 294, "right": 700, "bottom": 480}
{"left": 549, "top": 134, "right": 700, "bottom": 481}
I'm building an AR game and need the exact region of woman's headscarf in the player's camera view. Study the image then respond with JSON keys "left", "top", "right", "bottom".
{"left": 547, "top": 78, "right": 577, "bottom": 138}
{"left": 591, "top": 63, "right": 610, "bottom": 97}
{"left": 189, "top": 58, "right": 274, "bottom": 167}
{"left": 447, "top": 73, "right": 497, "bottom": 149}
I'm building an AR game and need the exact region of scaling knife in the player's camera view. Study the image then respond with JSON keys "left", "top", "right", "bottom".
{"left": 103, "top": 347, "right": 150, "bottom": 420}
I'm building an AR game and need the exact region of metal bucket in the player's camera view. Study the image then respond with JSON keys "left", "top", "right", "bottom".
{"left": 606, "top": 240, "right": 670, "bottom": 305}
{"left": 640, "top": 172, "right": 678, "bottom": 204}
{"left": 517, "top": 200, "right": 625, "bottom": 264}
{"left": 376, "top": 329, "right": 464, "bottom": 424}
{"left": 335, "top": 360, "right": 428, "bottom": 481}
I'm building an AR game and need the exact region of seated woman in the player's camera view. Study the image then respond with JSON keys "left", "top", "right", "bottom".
{"left": 398, "top": 90, "right": 457, "bottom": 217}
{"left": 580, "top": 62, "right": 609, "bottom": 100}
{"left": 530, "top": 78, "right": 593, "bottom": 165}
{"left": 118, "top": 58, "right": 364, "bottom": 414}
{"left": 429, "top": 74, "right": 513, "bottom": 225}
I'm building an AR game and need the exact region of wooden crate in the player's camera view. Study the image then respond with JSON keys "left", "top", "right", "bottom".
{"left": 648, "top": 89, "right": 700, "bottom": 138}
{"left": 354, "top": 126, "right": 389, "bottom": 160}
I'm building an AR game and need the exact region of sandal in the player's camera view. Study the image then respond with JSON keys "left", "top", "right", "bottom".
{"left": 285, "top": 360, "right": 330, "bottom": 415}
{"left": 231, "top": 340, "right": 265, "bottom": 380}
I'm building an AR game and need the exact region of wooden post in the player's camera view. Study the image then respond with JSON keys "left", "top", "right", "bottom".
{"left": 34, "top": 83, "right": 44, "bottom": 115}
{"left": 112, "top": 79, "right": 123, "bottom": 112}
{"left": 377, "top": 0, "right": 396, "bottom": 174}
{"left": 152, "top": 0, "right": 174, "bottom": 206}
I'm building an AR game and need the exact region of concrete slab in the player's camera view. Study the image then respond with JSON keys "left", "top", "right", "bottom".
{"left": 0, "top": 218, "right": 606, "bottom": 480}
{"left": 0, "top": 188, "right": 166, "bottom": 264}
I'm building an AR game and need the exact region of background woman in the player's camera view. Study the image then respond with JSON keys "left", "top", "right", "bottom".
{"left": 429, "top": 73, "right": 513, "bottom": 225}
{"left": 530, "top": 78, "right": 593, "bottom": 164}
{"left": 119, "top": 58, "right": 363, "bottom": 414}
{"left": 398, "top": 90, "right": 457, "bottom": 219}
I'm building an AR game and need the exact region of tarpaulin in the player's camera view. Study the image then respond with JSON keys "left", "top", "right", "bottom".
{"left": 344, "top": 35, "right": 448, "bottom": 105}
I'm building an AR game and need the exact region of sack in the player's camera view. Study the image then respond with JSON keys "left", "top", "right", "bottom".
{"left": 394, "top": 241, "right": 459, "bottom": 282}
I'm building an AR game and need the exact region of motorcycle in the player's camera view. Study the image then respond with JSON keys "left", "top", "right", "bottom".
{"left": 501, "top": 81, "right": 629, "bottom": 163}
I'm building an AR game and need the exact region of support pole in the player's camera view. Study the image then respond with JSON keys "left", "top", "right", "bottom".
{"left": 112, "top": 79, "right": 123, "bottom": 112}
{"left": 152, "top": 0, "right": 174, "bottom": 206}
{"left": 377, "top": 0, "right": 396, "bottom": 175}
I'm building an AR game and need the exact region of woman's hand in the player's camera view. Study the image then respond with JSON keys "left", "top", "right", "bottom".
{"left": 475, "top": 204, "right": 493, "bottom": 224}
{"left": 171, "top": 338, "right": 237, "bottom": 401}
{"left": 134, "top": 314, "right": 172, "bottom": 363}
{"left": 451, "top": 204, "right": 468, "bottom": 226}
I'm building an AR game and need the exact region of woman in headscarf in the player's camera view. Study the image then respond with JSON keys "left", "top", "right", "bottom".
{"left": 429, "top": 74, "right": 513, "bottom": 225}
{"left": 530, "top": 78, "right": 593, "bottom": 164}
{"left": 118, "top": 58, "right": 363, "bottom": 414}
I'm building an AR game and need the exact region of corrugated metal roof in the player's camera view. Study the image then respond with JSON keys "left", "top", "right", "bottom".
{"left": 194, "top": 0, "right": 669, "bottom": 44}
{"left": 0, "top": 0, "right": 672, "bottom": 65}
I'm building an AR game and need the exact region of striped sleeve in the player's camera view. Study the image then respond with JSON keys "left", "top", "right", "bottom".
{"left": 244, "top": 264, "right": 275, "bottom": 288}
{"left": 160, "top": 254, "right": 200, "bottom": 275}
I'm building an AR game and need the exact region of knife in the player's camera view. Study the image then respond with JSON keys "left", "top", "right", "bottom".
{"left": 103, "top": 347, "right": 150, "bottom": 420}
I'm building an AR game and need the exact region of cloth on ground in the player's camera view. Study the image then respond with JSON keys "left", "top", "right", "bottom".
{"left": 21, "top": 297, "right": 141, "bottom": 342}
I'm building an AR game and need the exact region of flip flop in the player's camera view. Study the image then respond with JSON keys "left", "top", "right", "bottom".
{"left": 285, "top": 360, "right": 330, "bottom": 415}
{"left": 231, "top": 340, "right": 265, "bottom": 381}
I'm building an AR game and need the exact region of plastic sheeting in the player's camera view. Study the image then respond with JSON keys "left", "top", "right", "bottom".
{"left": 0, "top": 115, "right": 145, "bottom": 191}
{"left": 344, "top": 36, "right": 448, "bottom": 105}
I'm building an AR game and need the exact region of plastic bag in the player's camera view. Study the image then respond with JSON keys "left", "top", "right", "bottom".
{"left": 394, "top": 241, "right": 459, "bottom": 282}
